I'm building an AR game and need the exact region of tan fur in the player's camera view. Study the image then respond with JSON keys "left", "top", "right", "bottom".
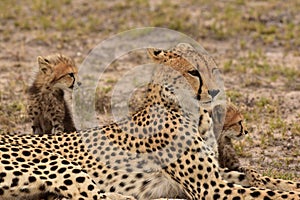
{"left": 27, "top": 54, "right": 79, "bottom": 134}
{"left": 148, "top": 45, "right": 300, "bottom": 194}
{"left": 147, "top": 48, "right": 214, "bottom": 104}
{"left": 1, "top": 44, "right": 298, "bottom": 200}
{"left": 217, "top": 102, "right": 248, "bottom": 170}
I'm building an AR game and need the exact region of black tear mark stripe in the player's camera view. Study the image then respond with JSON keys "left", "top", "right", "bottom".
{"left": 188, "top": 69, "right": 203, "bottom": 100}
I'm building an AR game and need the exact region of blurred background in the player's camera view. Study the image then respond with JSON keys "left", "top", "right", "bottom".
{"left": 0, "top": 0, "right": 299, "bottom": 179}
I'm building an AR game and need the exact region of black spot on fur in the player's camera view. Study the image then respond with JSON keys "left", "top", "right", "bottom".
{"left": 250, "top": 191, "right": 261, "bottom": 197}
{"left": 76, "top": 177, "right": 85, "bottom": 183}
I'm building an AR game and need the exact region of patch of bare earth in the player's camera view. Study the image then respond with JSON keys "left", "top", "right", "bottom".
{"left": 0, "top": 0, "right": 299, "bottom": 183}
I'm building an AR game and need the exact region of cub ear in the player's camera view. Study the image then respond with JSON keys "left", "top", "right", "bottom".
{"left": 37, "top": 56, "right": 52, "bottom": 75}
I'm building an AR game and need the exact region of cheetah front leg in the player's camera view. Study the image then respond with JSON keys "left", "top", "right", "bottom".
{"left": 28, "top": 103, "right": 43, "bottom": 134}
{"left": 219, "top": 167, "right": 250, "bottom": 186}
{"left": 220, "top": 166, "right": 300, "bottom": 192}
{"left": 239, "top": 166, "right": 300, "bottom": 192}
{"left": 48, "top": 102, "right": 65, "bottom": 134}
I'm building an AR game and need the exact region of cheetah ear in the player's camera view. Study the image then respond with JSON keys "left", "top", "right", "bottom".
{"left": 147, "top": 48, "right": 163, "bottom": 62}
{"left": 37, "top": 56, "right": 52, "bottom": 75}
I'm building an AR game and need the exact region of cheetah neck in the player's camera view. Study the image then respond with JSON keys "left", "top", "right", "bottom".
{"left": 144, "top": 83, "right": 181, "bottom": 110}
{"left": 28, "top": 81, "right": 64, "bottom": 97}
{"left": 218, "top": 134, "right": 232, "bottom": 145}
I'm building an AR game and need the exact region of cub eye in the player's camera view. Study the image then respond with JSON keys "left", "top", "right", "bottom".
{"left": 68, "top": 73, "right": 74, "bottom": 78}
{"left": 188, "top": 70, "right": 200, "bottom": 77}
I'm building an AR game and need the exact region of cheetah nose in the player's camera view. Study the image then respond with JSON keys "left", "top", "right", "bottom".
{"left": 77, "top": 82, "right": 82, "bottom": 86}
{"left": 244, "top": 130, "right": 248, "bottom": 135}
{"left": 208, "top": 89, "right": 220, "bottom": 99}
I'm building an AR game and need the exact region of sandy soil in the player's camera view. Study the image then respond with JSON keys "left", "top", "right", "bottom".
{"left": 0, "top": 0, "right": 299, "bottom": 181}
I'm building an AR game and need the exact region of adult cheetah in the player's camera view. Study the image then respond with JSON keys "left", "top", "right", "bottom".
{"left": 0, "top": 45, "right": 299, "bottom": 200}
{"left": 150, "top": 43, "right": 300, "bottom": 194}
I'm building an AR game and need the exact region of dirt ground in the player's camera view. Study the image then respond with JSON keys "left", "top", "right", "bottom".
{"left": 0, "top": 0, "right": 299, "bottom": 181}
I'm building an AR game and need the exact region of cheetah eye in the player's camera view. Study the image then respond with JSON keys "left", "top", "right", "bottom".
{"left": 68, "top": 73, "right": 74, "bottom": 78}
{"left": 188, "top": 70, "right": 200, "bottom": 77}
{"left": 153, "top": 50, "right": 162, "bottom": 56}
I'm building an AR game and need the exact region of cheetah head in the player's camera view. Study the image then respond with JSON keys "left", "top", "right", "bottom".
{"left": 222, "top": 102, "right": 248, "bottom": 140}
{"left": 147, "top": 48, "right": 219, "bottom": 104}
{"left": 37, "top": 54, "right": 81, "bottom": 91}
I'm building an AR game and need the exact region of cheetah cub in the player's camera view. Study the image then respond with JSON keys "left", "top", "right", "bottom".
{"left": 27, "top": 54, "right": 80, "bottom": 134}
{"left": 216, "top": 102, "right": 248, "bottom": 170}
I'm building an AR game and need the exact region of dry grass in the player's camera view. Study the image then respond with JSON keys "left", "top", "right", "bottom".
{"left": 0, "top": 0, "right": 299, "bottom": 179}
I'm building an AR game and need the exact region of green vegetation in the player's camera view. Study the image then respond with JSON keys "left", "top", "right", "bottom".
{"left": 263, "top": 169, "right": 298, "bottom": 181}
{"left": 0, "top": 0, "right": 299, "bottom": 48}
{"left": 0, "top": 0, "right": 299, "bottom": 179}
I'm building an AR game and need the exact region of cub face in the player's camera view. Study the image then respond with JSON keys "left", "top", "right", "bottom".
{"left": 222, "top": 103, "right": 248, "bottom": 140}
{"left": 37, "top": 54, "right": 80, "bottom": 91}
